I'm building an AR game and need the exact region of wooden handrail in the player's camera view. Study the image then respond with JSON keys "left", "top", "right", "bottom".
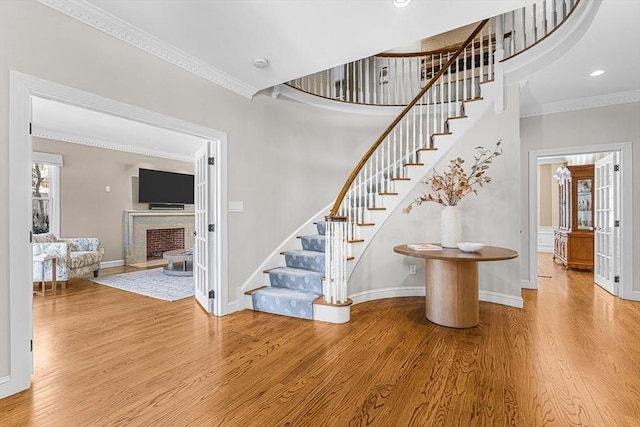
{"left": 375, "top": 32, "right": 511, "bottom": 59}
{"left": 328, "top": 19, "right": 489, "bottom": 216}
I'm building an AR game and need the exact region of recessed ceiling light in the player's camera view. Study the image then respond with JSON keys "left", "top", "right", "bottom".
{"left": 153, "top": 146, "right": 159, "bottom": 150}
{"left": 393, "top": 0, "right": 412, "bottom": 7}
{"left": 589, "top": 70, "right": 605, "bottom": 77}
{"left": 253, "top": 58, "right": 270, "bottom": 69}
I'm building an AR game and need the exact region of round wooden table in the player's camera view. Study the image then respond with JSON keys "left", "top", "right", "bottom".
{"left": 393, "top": 244, "right": 518, "bottom": 328}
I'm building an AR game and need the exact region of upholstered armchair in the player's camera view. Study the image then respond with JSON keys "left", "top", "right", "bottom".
{"left": 33, "top": 233, "right": 103, "bottom": 287}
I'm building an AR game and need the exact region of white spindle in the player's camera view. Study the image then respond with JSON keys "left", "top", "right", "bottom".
{"left": 364, "top": 59, "right": 370, "bottom": 104}
{"left": 411, "top": 104, "right": 417, "bottom": 160}
{"left": 358, "top": 59, "right": 363, "bottom": 103}
{"left": 488, "top": 21, "right": 493, "bottom": 81}
{"left": 373, "top": 58, "right": 378, "bottom": 105}
{"left": 447, "top": 52, "right": 452, "bottom": 118}
{"left": 463, "top": 46, "right": 468, "bottom": 102}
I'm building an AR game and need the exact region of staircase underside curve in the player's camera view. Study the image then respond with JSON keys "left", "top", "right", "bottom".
{"left": 242, "top": 83, "right": 498, "bottom": 322}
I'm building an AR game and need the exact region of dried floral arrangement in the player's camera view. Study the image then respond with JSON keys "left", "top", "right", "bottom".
{"left": 403, "top": 140, "right": 503, "bottom": 213}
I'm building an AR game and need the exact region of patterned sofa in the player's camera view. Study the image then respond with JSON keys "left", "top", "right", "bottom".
{"left": 33, "top": 233, "right": 103, "bottom": 287}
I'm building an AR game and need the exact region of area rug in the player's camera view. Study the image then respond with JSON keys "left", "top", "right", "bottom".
{"left": 90, "top": 268, "right": 194, "bottom": 301}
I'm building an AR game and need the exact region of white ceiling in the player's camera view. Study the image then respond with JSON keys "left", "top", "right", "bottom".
{"left": 31, "top": 97, "right": 205, "bottom": 162}
{"left": 517, "top": 0, "right": 640, "bottom": 116}
{"left": 32, "top": 0, "right": 640, "bottom": 159}
{"left": 39, "top": 0, "right": 536, "bottom": 98}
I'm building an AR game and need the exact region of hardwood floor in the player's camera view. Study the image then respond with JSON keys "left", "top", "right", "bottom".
{"left": 1, "top": 254, "right": 639, "bottom": 426}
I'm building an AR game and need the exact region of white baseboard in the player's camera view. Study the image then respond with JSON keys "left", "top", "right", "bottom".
{"left": 521, "top": 279, "right": 537, "bottom": 289}
{"left": 350, "top": 286, "right": 524, "bottom": 309}
{"left": 100, "top": 259, "right": 124, "bottom": 269}
{"left": 349, "top": 286, "right": 424, "bottom": 305}
{"left": 479, "top": 290, "right": 524, "bottom": 309}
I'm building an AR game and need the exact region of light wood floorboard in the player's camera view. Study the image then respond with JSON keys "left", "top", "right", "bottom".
{"left": 1, "top": 254, "right": 639, "bottom": 426}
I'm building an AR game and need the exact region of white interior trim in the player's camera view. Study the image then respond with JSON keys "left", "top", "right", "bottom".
{"left": 32, "top": 127, "right": 194, "bottom": 163}
{"left": 521, "top": 89, "right": 640, "bottom": 118}
{"left": 35, "top": 0, "right": 258, "bottom": 99}
{"left": 32, "top": 151, "right": 63, "bottom": 167}
{"left": 32, "top": 152, "right": 62, "bottom": 236}
{"left": 5, "top": 70, "right": 231, "bottom": 399}
{"left": 100, "top": 259, "right": 125, "bottom": 269}
{"left": 527, "top": 142, "right": 634, "bottom": 300}
{"left": 537, "top": 226, "right": 555, "bottom": 253}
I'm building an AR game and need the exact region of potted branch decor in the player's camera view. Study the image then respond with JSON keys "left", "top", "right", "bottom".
{"left": 403, "top": 141, "right": 503, "bottom": 247}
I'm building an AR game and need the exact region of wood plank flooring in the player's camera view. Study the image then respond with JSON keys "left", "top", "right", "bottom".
{"left": 1, "top": 254, "right": 639, "bottom": 426}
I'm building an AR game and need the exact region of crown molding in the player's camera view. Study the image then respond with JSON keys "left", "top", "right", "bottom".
{"left": 520, "top": 89, "right": 640, "bottom": 118}
{"left": 36, "top": 0, "right": 258, "bottom": 99}
{"left": 32, "top": 127, "right": 194, "bottom": 163}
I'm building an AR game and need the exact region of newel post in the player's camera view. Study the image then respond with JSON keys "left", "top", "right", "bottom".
{"left": 324, "top": 215, "right": 348, "bottom": 304}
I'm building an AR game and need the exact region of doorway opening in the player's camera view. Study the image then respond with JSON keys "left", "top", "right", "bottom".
{"left": 6, "top": 70, "right": 231, "bottom": 398}
{"left": 528, "top": 143, "right": 635, "bottom": 301}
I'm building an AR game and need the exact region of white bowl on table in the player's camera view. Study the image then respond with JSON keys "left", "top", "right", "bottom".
{"left": 457, "top": 242, "right": 485, "bottom": 253}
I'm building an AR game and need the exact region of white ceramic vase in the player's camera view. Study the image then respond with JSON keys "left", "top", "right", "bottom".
{"left": 441, "top": 205, "right": 462, "bottom": 248}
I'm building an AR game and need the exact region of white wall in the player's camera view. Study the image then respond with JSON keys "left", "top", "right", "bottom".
{"left": 349, "top": 85, "right": 522, "bottom": 303}
{"left": 520, "top": 102, "right": 640, "bottom": 290}
{"left": 0, "top": 0, "right": 392, "bottom": 387}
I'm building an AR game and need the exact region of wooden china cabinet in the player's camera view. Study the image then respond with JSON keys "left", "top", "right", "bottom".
{"left": 553, "top": 164, "right": 594, "bottom": 270}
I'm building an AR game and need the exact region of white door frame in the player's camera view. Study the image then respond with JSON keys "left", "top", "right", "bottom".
{"left": 4, "top": 70, "right": 232, "bottom": 398}
{"left": 527, "top": 142, "right": 635, "bottom": 300}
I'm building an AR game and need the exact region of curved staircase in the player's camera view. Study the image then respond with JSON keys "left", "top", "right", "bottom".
{"left": 244, "top": 0, "right": 587, "bottom": 323}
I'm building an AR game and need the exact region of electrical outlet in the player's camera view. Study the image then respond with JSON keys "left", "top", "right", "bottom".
{"left": 409, "top": 264, "right": 417, "bottom": 275}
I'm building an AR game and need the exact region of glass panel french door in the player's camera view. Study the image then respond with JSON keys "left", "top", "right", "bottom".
{"left": 194, "top": 143, "right": 212, "bottom": 312}
{"left": 594, "top": 152, "right": 618, "bottom": 295}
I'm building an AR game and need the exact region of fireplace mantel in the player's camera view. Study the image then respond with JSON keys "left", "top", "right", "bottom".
{"left": 124, "top": 210, "right": 195, "bottom": 265}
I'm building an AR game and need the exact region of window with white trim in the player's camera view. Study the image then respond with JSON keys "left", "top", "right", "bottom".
{"left": 32, "top": 152, "right": 62, "bottom": 236}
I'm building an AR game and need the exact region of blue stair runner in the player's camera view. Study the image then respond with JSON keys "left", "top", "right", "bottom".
{"left": 251, "top": 222, "right": 326, "bottom": 320}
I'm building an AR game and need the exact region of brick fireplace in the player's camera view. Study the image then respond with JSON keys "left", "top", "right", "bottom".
{"left": 146, "top": 228, "right": 185, "bottom": 260}
{"left": 124, "top": 210, "right": 195, "bottom": 265}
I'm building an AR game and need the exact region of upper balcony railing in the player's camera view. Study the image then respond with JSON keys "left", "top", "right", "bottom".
{"left": 503, "top": 0, "right": 579, "bottom": 59}
{"left": 285, "top": 0, "right": 580, "bottom": 107}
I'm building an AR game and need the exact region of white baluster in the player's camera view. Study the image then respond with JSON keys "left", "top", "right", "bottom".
{"left": 488, "top": 20, "right": 493, "bottom": 82}
{"left": 358, "top": 59, "right": 363, "bottom": 103}
{"left": 447, "top": 52, "right": 452, "bottom": 118}
{"left": 419, "top": 92, "right": 424, "bottom": 149}
{"left": 438, "top": 54, "right": 443, "bottom": 132}
{"left": 364, "top": 58, "right": 370, "bottom": 104}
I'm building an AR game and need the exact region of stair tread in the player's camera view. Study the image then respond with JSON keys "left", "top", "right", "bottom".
{"left": 283, "top": 249, "right": 325, "bottom": 256}
{"left": 252, "top": 286, "right": 321, "bottom": 299}
{"left": 244, "top": 286, "right": 268, "bottom": 295}
{"left": 269, "top": 266, "right": 324, "bottom": 278}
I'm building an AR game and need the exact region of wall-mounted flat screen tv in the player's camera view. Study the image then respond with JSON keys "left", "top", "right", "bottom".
{"left": 138, "top": 168, "right": 195, "bottom": 205}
